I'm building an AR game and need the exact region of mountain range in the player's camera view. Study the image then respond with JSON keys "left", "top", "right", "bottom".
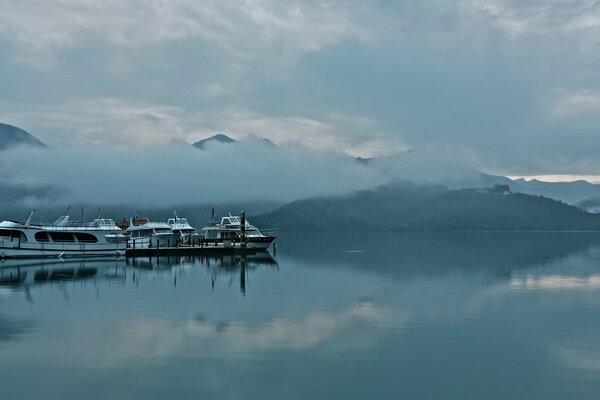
{"left": 3, "top": 121, "right": 600, "bottom": 230}
{"left": 251, "top": 182, "right": 600, "bottom": 231}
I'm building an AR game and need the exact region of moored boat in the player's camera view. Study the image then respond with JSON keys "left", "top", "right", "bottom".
{"left": 166, "top": 210, "right": 199, "bottom": 245}
{"left": 126, "top": 218, "right": 177, "bottom": 249}
{"left": 200, "top": 212, "right": 276, "bottom": 249}
{"left": 0, "top": 211, "right": 127, "bottom": 259}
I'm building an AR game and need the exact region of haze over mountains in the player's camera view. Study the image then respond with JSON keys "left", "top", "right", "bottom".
{"left": 3, "top": 121, "right": 600, "bottom": 230}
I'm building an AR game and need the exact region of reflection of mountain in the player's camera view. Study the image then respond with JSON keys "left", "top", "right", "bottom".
{"left": 276, "top": 232, "right": 600, "bottom": 279}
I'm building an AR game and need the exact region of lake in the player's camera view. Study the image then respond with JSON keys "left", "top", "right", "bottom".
{"left": 1, "top": 232, "right": 600, "bottom": 399}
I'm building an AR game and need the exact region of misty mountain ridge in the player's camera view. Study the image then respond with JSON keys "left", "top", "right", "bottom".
{"left": 192, "top": 133, "right": 276, "bottom": 150}
{"left": 0, "top": 122, "right": 47, "bottom": 150}
{"left": 252, "top": 182, "right": 600, "bottom": 232}
{"left": 192, "top": 133, "right": 236, "bottom": 149}
{"left": 359, "top": 148, "right": 600, "bottom": 206}
{"left": 2, "top": 121, "right": 600, "bottom": 212}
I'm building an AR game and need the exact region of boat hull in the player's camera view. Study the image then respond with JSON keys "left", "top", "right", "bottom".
{"left": 0, "top": 243, "right": 126, "bottom": 259}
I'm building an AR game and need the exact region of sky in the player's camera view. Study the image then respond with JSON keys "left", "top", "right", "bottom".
{"left": 1, "top": 0, "right": 600, "bottom": 177}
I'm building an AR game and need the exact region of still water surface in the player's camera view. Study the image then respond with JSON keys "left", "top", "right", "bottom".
{"left": 1, "top": 233, "right": 600, "bottom": 399}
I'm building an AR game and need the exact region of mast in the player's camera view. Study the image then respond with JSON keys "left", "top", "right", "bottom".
{"left": 25, "top": 210, "right": 35, "bottom": 227}
{"left": 240, "top": 210, "right": 247, "bottom": 248}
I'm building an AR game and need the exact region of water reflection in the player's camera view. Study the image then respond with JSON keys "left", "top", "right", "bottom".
{"left": 278, "top": 232, "right": 600, "bottom": 279}
{"left": 1, "top": 234, "right": 600, "bottom": 399}
{"left": 0, "top": 253, "right": 278, "bottom": 296}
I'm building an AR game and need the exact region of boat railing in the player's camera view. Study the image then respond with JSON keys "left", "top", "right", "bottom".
{"left": 23, "top": 223, "right": 119, "bottom": 231}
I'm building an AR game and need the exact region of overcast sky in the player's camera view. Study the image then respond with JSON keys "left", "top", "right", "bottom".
{"left": 1, "top": 0, "right": 599, "bottom": 176}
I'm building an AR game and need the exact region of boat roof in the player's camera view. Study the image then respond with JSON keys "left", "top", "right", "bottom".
{"left": 126, "top": 221, "right": 172, "bottom": 231}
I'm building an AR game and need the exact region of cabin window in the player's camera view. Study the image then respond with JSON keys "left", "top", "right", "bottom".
{"left": 75, "top": 232, "right": 98, "bottom": 243}
{"left": 49, "top": 232, "right": 75, "bottom": 242}
{"left": 35, "top": 232, "right": 50, "bottom": 242}
{"left": 221, "top": 231, "right": 239, "bottom": 239}
{"left": 0, "top": 229, "right": 27, "bottom": 241}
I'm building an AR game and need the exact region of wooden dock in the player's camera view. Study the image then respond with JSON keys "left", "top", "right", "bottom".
{"left": 125, "top": 245, "right": 267, "bottom": 257}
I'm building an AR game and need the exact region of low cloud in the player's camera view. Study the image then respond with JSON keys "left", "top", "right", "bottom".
{"left": 0, "top": 141, "right": 389, "bottom": 207}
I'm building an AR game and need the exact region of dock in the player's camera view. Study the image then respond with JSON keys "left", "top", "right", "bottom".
{"left": 125, "top": 245, "right": 267, "bottom": 258}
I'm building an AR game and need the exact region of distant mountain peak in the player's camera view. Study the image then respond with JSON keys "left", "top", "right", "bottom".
{"left": 0, "top": 122, "right": 47, "bottom": 150}
{"left": 192, "top": 134, "right": 236, "bottom": 150}
{"left": 259, "top": 138, "right": 276, "bottom": 147}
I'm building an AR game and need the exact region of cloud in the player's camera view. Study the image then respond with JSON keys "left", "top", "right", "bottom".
{"left": 1, "top": 97, "right": 404, "bottom": 157}
{"left": 458, "top": 0, "right": 600, "bottom": 45}
{"left": 0, "top": 140, "right": 389, "bottom": 206}
{"left": 547, "top": 88, "right": 600, "bottom": 118}
{"left": 1, "top": 1, "right": 600, "bottom": 175}
{"left": 0, "top": 0, "right": 370, "bottom": 69}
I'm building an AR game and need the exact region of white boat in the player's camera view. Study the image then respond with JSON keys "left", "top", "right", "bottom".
{"left": 166, "top": 210, "right": 199, "bottom": 245}
{"left": 126, "top": 218, "right": 177, "bottom": 249}
{"left": 200, "top": 212, "right": 276, "bottom": 249}
{"left": 0, "top": 211, "right": 127, "bottom": 259}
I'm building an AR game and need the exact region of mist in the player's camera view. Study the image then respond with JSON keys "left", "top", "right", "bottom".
{"left": 0, "top": 140, "right": 393, "bottom": 208}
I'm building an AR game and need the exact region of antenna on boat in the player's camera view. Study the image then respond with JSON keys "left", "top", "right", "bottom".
{"left": 174, "top": 209, "right": 178, "bottom": 219}
{"left": 25, "top": 210, "right": 35, "bottom": 227}
{"left": 96, "top": 208, "right": 101, "bottom": 219}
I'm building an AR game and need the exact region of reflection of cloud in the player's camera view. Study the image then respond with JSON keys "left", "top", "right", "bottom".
{"left": 102, "top": 301, "right": 410, "bottom": 363}
{"left": 510, "top": 274, "right": 600, "bottom": 291}
{"left": 553, "top": 345, "right": 600, "bottom": 372}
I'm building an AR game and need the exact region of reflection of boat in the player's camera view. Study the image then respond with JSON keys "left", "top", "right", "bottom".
{"left": 0, "top": 258, "right": 126, "bottom": 287}
{"left": 201, "top": 213, "right": 276, "bottom": 249}
{"left": 166, "top": 210, "right": 199, "bottom": 245}
{"left": 0, "top": 211, "right": 127, "bottom": 259}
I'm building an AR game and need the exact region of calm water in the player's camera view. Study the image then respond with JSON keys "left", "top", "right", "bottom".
{"left": 2, "top": 233, "right": 600, "bottom": 399}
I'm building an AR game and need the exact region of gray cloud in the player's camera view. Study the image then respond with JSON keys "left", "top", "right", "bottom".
{"left": 0, "top": 1, "right": 599, "bottom": 174}
{"left": 0, "top": 141, "right": 389, "bottom": 206}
